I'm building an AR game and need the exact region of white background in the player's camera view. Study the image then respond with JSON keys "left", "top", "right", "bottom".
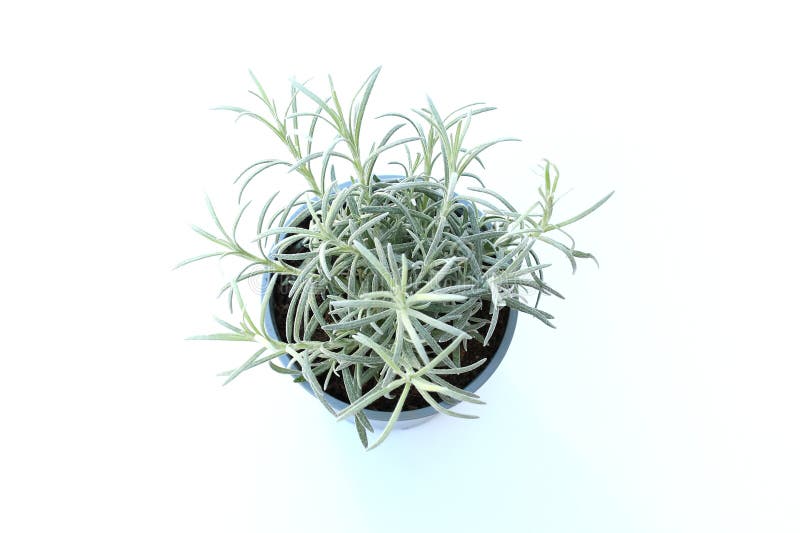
{"left": 1, "top": 1, "right": 799, "bottom": 532}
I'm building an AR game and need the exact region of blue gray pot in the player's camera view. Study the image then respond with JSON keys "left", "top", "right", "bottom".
{"left": 260, "top": 176, "right": 518, "bottom": 429}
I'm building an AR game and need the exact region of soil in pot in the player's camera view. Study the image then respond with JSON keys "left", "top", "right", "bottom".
{"left": 271, "top": 284, "right": 509, "bottom": 411}
{"left": 268, "top": 212, "right": 512, "bottom": 412}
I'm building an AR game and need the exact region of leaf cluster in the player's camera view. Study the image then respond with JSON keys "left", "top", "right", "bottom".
{"left": 180, "top": 67, "right": 612, "bottom": 449}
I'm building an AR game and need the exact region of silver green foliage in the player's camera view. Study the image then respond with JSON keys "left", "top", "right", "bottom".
{"left": 180, "top": 67, "right": 612, "bottom": 449}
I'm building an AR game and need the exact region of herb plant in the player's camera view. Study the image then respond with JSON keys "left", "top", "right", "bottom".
{"left": 180, "top": 67, "right": 612, "bottom": 449}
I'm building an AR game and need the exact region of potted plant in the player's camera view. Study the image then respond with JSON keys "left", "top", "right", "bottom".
{"left": 179, "top": 67, "right": 612, "bottom": 450}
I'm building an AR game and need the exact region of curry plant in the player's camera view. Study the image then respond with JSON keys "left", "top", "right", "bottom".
{"left": 180, "top": 67, "right": 612, "bottom": 450}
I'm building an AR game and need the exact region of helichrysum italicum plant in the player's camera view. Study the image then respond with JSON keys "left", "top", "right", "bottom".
{"left": 180, "top": 67, "right": 611, "bottom": 449}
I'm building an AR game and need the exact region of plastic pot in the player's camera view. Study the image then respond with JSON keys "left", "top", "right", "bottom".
{"left": 260, "top": 176, "right": 518, "bottom": 429}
